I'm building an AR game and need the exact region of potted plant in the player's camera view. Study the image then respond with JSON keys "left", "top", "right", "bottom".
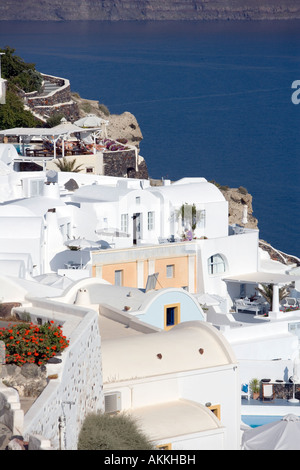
{"left": 249, "top": 378, "right": 260, "bottom": 400}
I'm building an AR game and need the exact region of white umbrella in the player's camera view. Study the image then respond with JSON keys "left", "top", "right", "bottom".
{"left": 74, "top": 114, "right": 109, "bottom": 128}
{"left": 64, "top": 238, "right": 100, "bottom": 268}
{"left": 64, "top": 238, "right": 100, "bottom": 250}
{"left": 242, "top": 414, "right": 300, "bottom": 450}
{"left": 75, "top": 114, "right": 109, "bottom": 142}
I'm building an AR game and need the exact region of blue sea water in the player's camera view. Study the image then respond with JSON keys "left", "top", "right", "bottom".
{"left": 0, "top": 20, "right": 299, "bottom": 256}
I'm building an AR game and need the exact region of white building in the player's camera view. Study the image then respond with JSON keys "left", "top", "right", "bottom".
{"left": 0, "top": 142, "right": 299, "bottom": 411}
{"left": 0, "top": 52, "right": 6, "bottom": 105}
{"left": 101, "top": 320, "right": 240, "bottom": 450}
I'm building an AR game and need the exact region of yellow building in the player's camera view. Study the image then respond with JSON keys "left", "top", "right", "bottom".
{"left": 92, "top": 242, "right": 197, "bottom": 293}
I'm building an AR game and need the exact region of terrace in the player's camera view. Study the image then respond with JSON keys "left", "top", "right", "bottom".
{"left": 0, "top": 124, "right": 134, "bottom": 169}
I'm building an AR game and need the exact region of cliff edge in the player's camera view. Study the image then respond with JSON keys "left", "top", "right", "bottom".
{"left": 0, "top": 0, "right": 300, "bottom": 21}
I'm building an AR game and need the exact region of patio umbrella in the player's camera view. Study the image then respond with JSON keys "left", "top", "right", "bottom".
{"left": 74, "top": 114, "right": 109, "bottom": 128}
{"left": 74, "top": 114, "right": 109, "bottom": 141}
{"left": 64, "top": 238, "right": 100, "bottom": 268}
{"left": 242, "top": 414, "right": 300, "bottom": 450}
{"left": 64, "top": 238, "right": 100, "bottom": 250}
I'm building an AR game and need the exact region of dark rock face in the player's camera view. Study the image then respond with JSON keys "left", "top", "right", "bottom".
{"left": 0, "top": 0, "right": 299, "bottom": 21}
{"left": 103, "top": 149, "right": 149, "bottom": 179}
{"left": 1, "top": 363, "right": 47, "bottom": 398}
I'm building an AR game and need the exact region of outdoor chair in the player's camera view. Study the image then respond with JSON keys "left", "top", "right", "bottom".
{"left": 241, "top": 384, "right": 250, "bottom": 400}
{"left": 280, "top": 297, "right": 298, "bottom": 309}
{"left": 262, "top": 383, "right": 275, "bottom": 401}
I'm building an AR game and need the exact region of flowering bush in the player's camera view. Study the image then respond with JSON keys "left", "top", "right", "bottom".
{"left": 0, "top": 321, "right": 69, "bottom": 366}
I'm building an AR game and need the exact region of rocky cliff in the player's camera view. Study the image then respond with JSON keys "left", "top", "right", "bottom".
{"left": 72, "top": 93, "right": 144, "bottom": 149}
{"left": 0, "top": 0, "right": 300, "bottom": 21}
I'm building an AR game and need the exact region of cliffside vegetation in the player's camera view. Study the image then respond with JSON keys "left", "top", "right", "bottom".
{"left": 0, "top": 47, "right": 42, "bottom": 93}
{"left": 0, "top": 47, "right": 42, "bottom": 129}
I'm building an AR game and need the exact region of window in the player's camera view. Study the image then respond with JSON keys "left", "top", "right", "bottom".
{"left": 156, "top": 444, "right": 172, "bottom": 450}
{"left": 208, "top": 254, "right": 226, "bottom": 275}
{"left": 114, "top": 270, "right": 123, "bottom": 286}
{"left": 196, "top": 209, "right": 206, "bottom": 229}
{"left": 30, "top": 179, "right": 44, "bottom": 197}
{"left": 135, "top": 196, "right": 140, "bottom": 205}
{"left": 166, "top": 264, "right": 174, "bottom": 278}
{"left": 86, "top": 167, "right": 94, "bottom": 173}
{"left": 66, "top": 222, "right": 71, "bottom": 239}
{"left": 164, "top": 303, "right": 180, "bottom": 330}
{"left": 148, "top": 211, "right": 155, "bottom": 231}
{"left": 59, "top": 224, "right": 66, "bottom": 239}
{"left": 208, "top": 404, "right": 221, "bottom": 420}
{"left": 121, "top": 214, "right": 128, "bottom": 233}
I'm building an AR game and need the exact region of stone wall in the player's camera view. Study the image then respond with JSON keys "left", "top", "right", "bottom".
{"left": 24, "top": 74, "right": 80, "bottom": 123}
{"left": 1, "top": 363, "right": 47, "bottom": 399}
{"left": 11, "top": 300, "right": 104, "bottom": 450}
{"left": 103, "top": 149, "right": 149, "bottom": 179}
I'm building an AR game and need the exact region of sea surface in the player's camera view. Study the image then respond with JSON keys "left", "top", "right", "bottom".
{"left": 0, "top": 20, "right": 299, "bottom": 257}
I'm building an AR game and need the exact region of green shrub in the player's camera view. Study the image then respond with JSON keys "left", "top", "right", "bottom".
{"left": 46, "top": 113, "right": 65, "bottom": 128}
{"left": 0, "top": 46, "right": 42, "bottom": 93}
{"left": 78, "top": 412, "right": 154, "bottom": 450}
{"left": 54, "top": 157, "right": 83, "bottom": 173}
{"left": 98, "top": 103, "right": 110, "bottom": 116}
{"left": 0, "top": 89, "right": 37, "bottom": 129}
{"left": 81, "top": 101, "right": 92, "bottom": 113}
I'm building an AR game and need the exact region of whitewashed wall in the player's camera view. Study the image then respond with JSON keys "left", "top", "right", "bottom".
{"left": 104, "top": 364, "right": 240, "bottom": 450}
{"left": 18, "top": 299, "right": 103, "bottom": 450}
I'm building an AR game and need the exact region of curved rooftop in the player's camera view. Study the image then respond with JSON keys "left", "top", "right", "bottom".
{"left": 3, "top": 196, "right": 67, "bottom": 217}
{"left": 129, "top": 399, "right": 223, "bottom": 441}
{"left": 101, "top": 321, "right": 236, "bottom": 383}
{"left": 71, "top": 184, "right": 131, "bottom": 203}
{"left": 0, "top": 217, "right": 42, "bottom": 238}
{"left": 148, "top": 178, "right": 225, "bottom": 205}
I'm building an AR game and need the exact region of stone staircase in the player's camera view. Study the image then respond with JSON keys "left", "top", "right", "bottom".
{"left": 25, "top": 73, "right": 80, "bottom": 123}
{"left": 40, "top": 79, "right": 61, "bottom": 96}
{"left": 0, "top": 397, "right": 35, "bottom": 450}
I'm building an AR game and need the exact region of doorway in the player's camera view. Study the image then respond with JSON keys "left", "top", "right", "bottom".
{"left": 133, "top": 213, "right": 142, "bottom": 245}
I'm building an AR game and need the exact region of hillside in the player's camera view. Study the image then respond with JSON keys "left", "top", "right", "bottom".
{"left": 0, "top": 0, "right": 300, "bottom": 21}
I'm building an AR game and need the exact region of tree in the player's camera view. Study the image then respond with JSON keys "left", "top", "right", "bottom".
{"left": 0, "top": 46, "right": 42, "bottom": 93}
{"left": 256, "top": 283, "right": 290, "bottom": 310}
{"left": 0, "top": 89, "right": 37, "bottom": 129}
{"left": 54, "top": 157, "right": 83, "bottom": 173}
{"left": 77, "top": 412, "right": 154, "bottom": 450}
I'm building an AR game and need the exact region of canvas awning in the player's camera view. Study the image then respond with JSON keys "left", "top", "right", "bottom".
{"left": 0, "top": 124, "right": 102, "bottom": 158}
{"left": 223, "top": 271, "right": 299, "bottom": 314}
{"left": 0, "top": 124, "right": 101, "bottom": 138}
{"left": 223, "top": 272, "right": 298, "bottom": 286}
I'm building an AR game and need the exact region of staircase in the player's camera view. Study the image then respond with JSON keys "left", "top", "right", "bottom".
{"left": 41, "top": 79, "right": 61, "bottom": 96}
{"left": 25, "top": 73, "right": 80, "bottom": 123}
